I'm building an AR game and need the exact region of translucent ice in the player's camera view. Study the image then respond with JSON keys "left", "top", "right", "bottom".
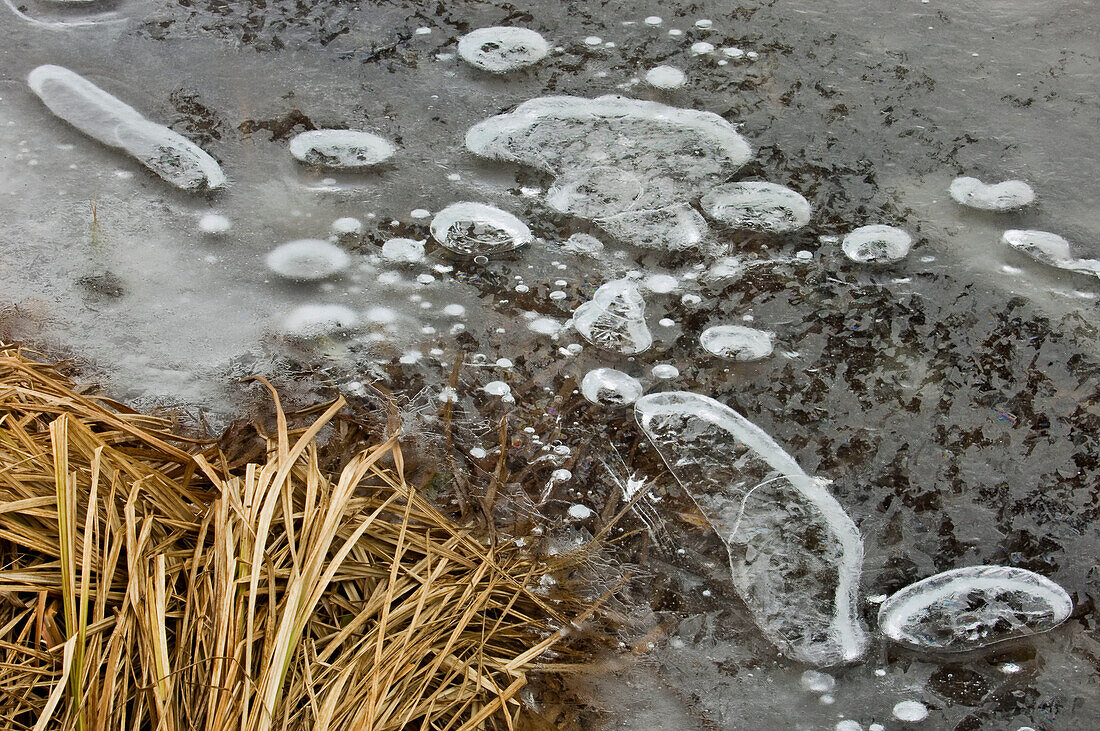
{"left": 288, "top": 129, "right": 395, "bottom": 168}
{"left": 27, "top": 65, "right": 226, "bottom": 191}
{"left": 877, "top": 565, "right": 1072, "bottom": 653}
{"left": 465, "top": 95, "right": 751, "bottom": 249}
{"left": 701, "top": 182, "right": 812, "bottom": 233}
{"left": 573, "top": 279, "right": 653, "bottom": 354}
{"left": 580, "top": 368, "right": 643, "bottom": 405}
{"left": 841, "top": 225, "right": 912, "bottom": 264}
{"left": 457, "top": 27, "right": 549, "bottom": 73}
{"left": 266, "top": 239, "right": 350, "bottom": 281}
{"left": 280, "top": 304, "right": 358, "bottom": 338}
{"left": 429, "top": 202, "right": 532, "bottom": 257}
{"left": 634, "top": 391, "right": 866, "bottom": 665}
{"left": 949, "top": 176, "right": 1034, "bottom": 211}
{"left": 699, "top": 325, "right": 774, "bottom": 361}
{"left": 1002, "top": 229, "right": 1100, "bottom": 278}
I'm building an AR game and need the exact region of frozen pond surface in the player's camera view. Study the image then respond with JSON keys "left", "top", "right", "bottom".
{"left": 1, "top": 1, "right": 1098, "bottom": 728}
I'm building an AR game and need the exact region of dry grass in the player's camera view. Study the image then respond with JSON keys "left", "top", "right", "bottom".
{"left": 0, "top": 344, "right": 594, "bottom": 730}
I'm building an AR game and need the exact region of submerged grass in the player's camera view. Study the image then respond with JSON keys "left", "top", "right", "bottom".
{"left": 0, "top": 344, "right": 593, "bottom": 730}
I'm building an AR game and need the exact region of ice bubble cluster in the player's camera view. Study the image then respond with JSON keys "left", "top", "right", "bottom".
{"left": 949, "top": 176, "right": 1034, "bottom": 211}
{"left": 266, "top": 239, "right": 351, "bottom": 281}
{"left": 635, "top": 391, "right": 866, "bottom": 665}
{"left": 457, "top": 27, "right": 549, "bottom": 73}
{"left": 28, "top": 65, "right": 226, "bottom": 191}
{"left": 877, "top": 565, "right": 1072, "bottom": 653}
{"left": 380, "top": 237, "right": 426, "bottom": 263}
{"left": 580, "top": 368, "right": 643, "bottom": 406}
{"left": 841, "top": 224, "right": 912, "bottom": 264}
{"left": 573, "top": 279, "right": 653, "bottom": 354}
{"left": 701, "top": 181, "right": 812, "bottom": 233}
{"left": 429, "top": 202, "right": 532, "bottom": 257}
{"left": 288, "top": 129, "right": 395, "bottom": 168}
{"left": 1002, "top": 229, "right": 1100, "bottom": 278}
{"left": 466, "top": 95, "right": 752, "bottom": 249}
{"left": 281, "top": 304, "right": 358, "bottom": 338}
{"left": 699, "top": 325, "right": 774, "bottom": 361}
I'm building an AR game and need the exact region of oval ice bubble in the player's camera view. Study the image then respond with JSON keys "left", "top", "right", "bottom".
{"left": 700, "top": 325, "right": 774, "bottom": 361}
{"left": 573, "top": 279, "right": 653, "bottom": 355}
{"left": 841, "top": 224, "right": 912, "bottom": 264}
{"left": 457, "top": 27, "right": 550, "bottom": 73}
{"left": 266, "top": 239, "right": 351, "bottom": 281}
{"left": 429, "top": 202, "right": 532, "bottom": 257}
{"left": 877, "top": 565, "right": 1073, "bottom": 653}
{"left": 27, "top": 65, "right": 226, "bottom": 191}
{"left": 580, "top": 368, "right": 643, "bottom": 406}
{"left": 646, "top": 65, "right": 687, "bottom": 89}
{"left": 331, "top": 216, "right": 363, "bottom": 236}
{"left": 380, "top": 237, "right": 426, "bottom": 263}
{"left": 288, "top": 129, "right": 395, "bottom": 168}
{"left": 949, "top": 176, "right": 1034, "bottom": 211}
{"left": 701, "top": 181, "right": 812, "bottom": 233}
{"left": 280, "top": 304, "right": 359, "bottom": 338}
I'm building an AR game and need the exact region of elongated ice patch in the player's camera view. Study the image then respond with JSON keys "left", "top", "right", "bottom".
{"left": 1002, "top": 229, "right": 1100, "bottom": 278}
{"left": 699, "top": 325, "right": 774, "bottom": 361}
{"left": 465, "top": 95, "right": 751, "bottom": 249}
{"left": 635, "top": 391, "right": 867, "bottom": 665}
{"left": 27, "top": 65, "right": 226, "bottom": 191}
{"left": 878, "top": 565, "right": 1072, "bottom": 653}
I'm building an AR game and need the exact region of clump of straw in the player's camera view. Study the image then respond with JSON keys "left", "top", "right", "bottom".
{"left": 0, "top": 344, "right": 589, "bottom": 730}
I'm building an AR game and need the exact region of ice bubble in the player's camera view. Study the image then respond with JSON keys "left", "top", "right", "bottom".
{"left": 892, "top": 701, "right": 929, "bottom": 723}
{"left": 836, "top": 722, "right": 862, "bottom": 731}
{"left": 635, "top": 391, "right": 867, "bottom": 665}
{"left": 281, "top": 304, "right": 358, "bottom": 338}
{"left": 949, "top": 176, "right": 1034, "bottom": 211}
{"left": 573, "top": 279, "right": 653, "bottom": 354}
{"left": 331, "top": 216, "right": 362, "bottom": 235}
{"left": 646, "top": 65, "right": 687, "bottom": 89}
{"left": 430, "top": 202, "right": 532, "bottom": 257}
{"left": 841, "top": 225, "right": 912, "bottom": 264}
{"left": 288, "top": 129, "right": 395, "bottom": 168}
{"left": 644, "top": 273, "right": 678, "bottom": 293}
{"left": 27, "top": 65, "right": 226, "bottom": 191}
{"left": 723, "top": 46, "right": 745, "bottom": 58}
{"left": 470, "top": 446, "right": 488, "bottom": 459}
{"left": 568, "top": 503, "right": 594, "bottom": 519}
{"left": 700, "top": 325, "right": 774, "bottom": 361}
{"left": 457, "top": 27, "right": 550, "bottom": 73}
{"left": 1002, "top": 229, "right": 1100, "bottom": 278}
{"left": 691, "top": 42, "right": 715, "bottom": 55}
{"left": 465, "top": 95, "right": 751, "bottom": 249}
{"left": 581, "top": 368, "right": 643, "bottom": 406}
{"left": 562, "top": 233, "right": 605, "bottom": 256}
{"left": 442, "top": 303, "right": 466, "bottom": 317}
{"left": 483, "top": 380, "right": 513, "bottom": 399}
{"left": 379, "top": 237, "right": 425, "bottom": 263}
{"left": 800, "top": 670, "right": 836, "bottom": 693}
{"left": 701, "top": 181, "right": 812, "bottom": 233}
{"left": 877, "top": 565, "right": 1072, "bottom": 653}
{"left": 652, "top": 364, "right": 679, "bottom": 379}
{"left": 365, "top": 306, "right": 397, "bottom": 324}
{"left": 645, "top": 15, "right": 663, "bottom": 26}
{"left": 198, "top": 213, "right": 231, "bottom": 234}
{"left": 528, "top": 317, "right": 561, "bottom": 335}
{"left": 266, "top": 239, "right": 351, "bottom": 281}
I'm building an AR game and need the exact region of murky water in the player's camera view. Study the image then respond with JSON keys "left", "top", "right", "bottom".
{"left": 1, "top": 1, "right": 1098, "bottom": 728}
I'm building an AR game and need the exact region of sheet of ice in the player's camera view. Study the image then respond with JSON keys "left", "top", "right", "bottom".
{"left": 701, "top": 181, "right": 812, "bottom": 233}
{"left": 634, "top": 391, "right": 866, "bottom": 665}
{"left": 27, "top": 65, "right": 225, "bottom": 191}
{"left": 877, "top": 565, "right": 1073, "bottom": 652}
{"left": 1002, "top": 229, "right": 1100, "bottom": 278}
{"left": 573, "top": 279, "right": 653, "bottom": 354}
{"left": 457, "top": 27, "right": 549, "bottom": 73}
{"left": 699, "top": 325, "right": 774, "bottom": 361}
{"left": 429, "top": 202, "right": 532, "bottom": 257}
{"left": 280, "top": 304, "right": 358, "bottom": 338}
{"left": 266, "top": 239, "right": 350, "bottom": 281}
{"left": 580, "top": 368, "right": 643, "bottom": 405}
{"left": 841, "top": 224, "right": 912, "bottom": 264}
{"left": 465, "top": 95, "right": 751, "bottom": 249}
{"left": 949, "top": 176, "right": 1034, "bottom": 211}
{"left": 287, "top": 129, "right": 394, "bottom": 168}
